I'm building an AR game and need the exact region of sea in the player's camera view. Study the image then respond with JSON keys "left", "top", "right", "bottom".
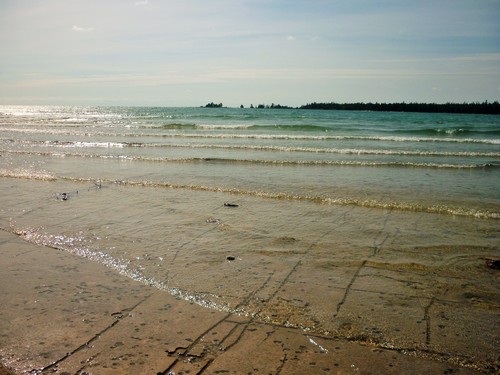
{"left": 0, "top": 105, "right": 499, "bottom": 366}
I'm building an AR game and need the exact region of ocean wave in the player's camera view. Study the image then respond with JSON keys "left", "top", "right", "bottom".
{"left": 0, "top": 168, "right": 57, "bottom": 181}
{"left": 147, "top": 123, "right": 331, "bottom": 131}
{"left": 149, "top": 122, "right": 500, "bottom": 137}
{"left": 1, "top": 167, "right": 497, "bottom": 218}
{"left": 60, "top": 177, "right": 497, "bottom": 219}
{"left": 248, "top": 124, "right": 332, "bottom": 132}
{"left": 1, "top": 139, "right": 127, "bottom": 148}
{"left": 148, "top": 125, "right": 500, "bottom": 144}
{"left": 3, "top": 139, "right": 499, "bottom": 157}
{"left": 3, "top": 149, "right": 499, "bottom": 169}
{"left": 152, "top": 133, "right": 499, "bottom": 145}
{"left": 66, "top": 141, "right": 125, "bottom": 148}
{"left": 1, "top": 127, "right": 499, "bottom": 144}
{"left": 133, "top": 143, "right": 499, "bottom": 157}
{"left": 393, "top": 127, "right": 500, "bottom": 137}
{"left": 154, "top": 123, "right": 198, "bottom": 130}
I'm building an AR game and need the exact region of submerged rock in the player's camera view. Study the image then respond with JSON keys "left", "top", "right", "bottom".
{"left": 273, "top": 236, "right": 297, "bottom": 244}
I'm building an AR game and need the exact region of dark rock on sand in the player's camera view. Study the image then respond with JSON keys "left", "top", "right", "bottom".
{"left": 57, "top": 192, "right": 70, "bottom": 200}
{"left": 486, "top": 258, "right": 500, "bottom": 269}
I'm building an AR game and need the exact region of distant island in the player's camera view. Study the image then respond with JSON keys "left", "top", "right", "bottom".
{"left": 203, "top": 102, "right": 223, "bottom": 108}
{"left": 203, "top": 101, "right": 500, "bottom": 115}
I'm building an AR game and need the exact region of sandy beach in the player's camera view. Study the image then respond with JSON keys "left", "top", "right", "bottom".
{"left": 0, "top": 228, "right": 497, "bottom": 374}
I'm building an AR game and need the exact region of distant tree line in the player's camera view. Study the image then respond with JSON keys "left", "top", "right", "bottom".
{"left": 203, "top": 101, "right": 500, "bottom": 114}
{"left": 299, "top": 101, "right": 500, "bottom": 115}
{"left": 238, "top": 103, "right": 293, "bottom": 109}
{"left": 203, "top": 102, "right": 293, "bottom": 109}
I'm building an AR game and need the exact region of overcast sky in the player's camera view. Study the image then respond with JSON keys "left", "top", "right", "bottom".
{"left": 1, "top": 0, "right": 499, "bottom": 107}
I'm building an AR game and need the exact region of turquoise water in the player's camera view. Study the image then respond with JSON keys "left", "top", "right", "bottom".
{"left": 1, "top": 105, "right": 499, "bottom": 218}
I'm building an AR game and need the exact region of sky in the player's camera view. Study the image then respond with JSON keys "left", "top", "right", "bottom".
{"left": 0, "top": 0, "right": 499, "bottom": 107}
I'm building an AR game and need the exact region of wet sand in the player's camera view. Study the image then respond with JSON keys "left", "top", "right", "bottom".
{"left": 0, "top": 365, "right": 15, "bottom": 375}
{"left": 0, "top": 230, "right": 496, "bottom": 374}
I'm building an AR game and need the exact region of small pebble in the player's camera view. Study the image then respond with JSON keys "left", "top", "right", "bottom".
{"left": 486, "top": 259, "right": 500, "bottom": 269}
{"left": 57, "top": 192, "right": 70, "bottom": 201}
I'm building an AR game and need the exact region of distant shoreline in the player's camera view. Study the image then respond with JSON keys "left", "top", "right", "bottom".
{"left": 203, "top": 101, "right": 500, "bottom": 115}
{"left": 300, "top": 101, "right": 500, "bottom": 115}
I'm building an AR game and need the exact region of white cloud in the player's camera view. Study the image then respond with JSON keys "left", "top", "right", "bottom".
{"left": 287, "top": 35, "right": 295, "bottom": 41}
{"left": 135, "top": 1, "right": 150, "bottom": 5}
{"left": 72, "top": 25, "right": 94, "bottom": 32}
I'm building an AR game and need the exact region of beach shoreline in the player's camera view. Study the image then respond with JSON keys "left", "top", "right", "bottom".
{"left": 0, "top": 229, "right": 495, "bottom": 374}
{"left": 0, "top": 106, "right": 498, "bottom": 374}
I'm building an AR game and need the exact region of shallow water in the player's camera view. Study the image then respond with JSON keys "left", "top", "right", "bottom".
{"left": 1, "top": 106, "right": 499, "bottom": 218}
{"left": 0, "top": 106, "right": 499, "bottom": 369}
